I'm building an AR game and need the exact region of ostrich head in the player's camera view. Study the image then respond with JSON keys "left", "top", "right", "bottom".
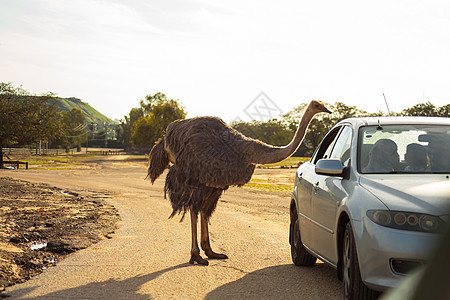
{"left": 308, "top": 100, "right": 332, "bottom": 115}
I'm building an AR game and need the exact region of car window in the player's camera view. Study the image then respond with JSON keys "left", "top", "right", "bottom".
{"left": 359, "top": 124, "right": 450, "bottom": 173}
{"left": 322, "top": 137, "right": 337, "bottom": 160}
{"left": 312, "top": 126, "right": 341, "bottom": 164}
{"left": 330, "top": 126, "right": 352, "bottom": 167}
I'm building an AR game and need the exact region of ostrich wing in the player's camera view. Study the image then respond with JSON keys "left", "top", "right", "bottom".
{"left": 166, "top": 117, "right": 256, "bottom": 188}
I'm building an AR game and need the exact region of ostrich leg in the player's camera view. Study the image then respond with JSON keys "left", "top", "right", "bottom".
{"left": 200, "top": 211, "right": 228, "bottom": 259}
{"left": 189, "top": 208, "right": 209, "bottom": 265}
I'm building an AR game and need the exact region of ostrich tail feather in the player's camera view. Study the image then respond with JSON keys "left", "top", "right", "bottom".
{"left": 147, "top": 138, "right": 169, "bottom": 183}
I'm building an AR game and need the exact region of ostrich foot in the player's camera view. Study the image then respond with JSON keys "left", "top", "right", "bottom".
{"left": 189, "top": 253, "right": 209, "bottom": 265}
{"left": 201, "top": 241, "right": 228, "bottom": 259}
{"left": 205, "top": 251, "right": 228, "bottom": 260}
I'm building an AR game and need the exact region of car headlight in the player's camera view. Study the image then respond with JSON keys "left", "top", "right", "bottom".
{"left": 366, "top": 210, "right": 445, "bottom": 233}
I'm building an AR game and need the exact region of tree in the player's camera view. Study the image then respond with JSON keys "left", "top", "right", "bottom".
{"left": 61, "top": 108, "right": 86, "bottom": 151}
{"left": 116, "top": 92, "right": 186, "bottom": 149}
{"left": 231, "top": 119, "right": 292, "bottom": 146}
{"left": 281, "top": 102, "right": 368, "bottom": 156}
{"left": 131, "top": 93, "right": 186, "bottom": 148}
{"left": 0, "top": 82, "right": 63, "bottom": 168}
{"left": 130, "top": 115, "right": 155, "bottom": 147}
{"left": 437, "top": 104, "right": 450, "bottom": 117}
{"left": 402, "top": 102, "right": 450, "bottom": 117}
{"left": 402, "top": 102, "right": 439, "bottom": 117}
{"left": 116, "top": 107, "right": 144, "bottom": 149}
{"left": 139, "top": 92, "right": 168, "bottom": 114}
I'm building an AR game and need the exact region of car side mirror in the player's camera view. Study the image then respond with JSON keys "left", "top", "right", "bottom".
{"left": 315, "top": 159, "right": 345, "bottom": 177}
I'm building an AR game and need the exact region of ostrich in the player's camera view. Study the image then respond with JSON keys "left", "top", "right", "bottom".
{"left": 147, "top": 100, "right": 331, "bottom": 265}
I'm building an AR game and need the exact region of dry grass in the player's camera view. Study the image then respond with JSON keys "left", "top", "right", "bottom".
{"left": 244, "top": 157, "right": 309, "bottom": 193}
{"left": 3, "top": 153, "right": 102, "bottom": 170}
{"left": 4, "top": 153, "right": 307, "bottom": 194}
{"left": 243, "top": 181, "right": 293, "bottom": 193}
{"left": 258, "top": 157, "right": 309, "bottom": 169}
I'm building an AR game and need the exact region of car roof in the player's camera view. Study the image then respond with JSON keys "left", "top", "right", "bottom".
{"left": 336, "top": 116, "right": 450, "bottom": 128}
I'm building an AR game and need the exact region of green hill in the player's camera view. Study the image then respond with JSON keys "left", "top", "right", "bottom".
{"left": 54, "top": 97, "right": 115, "bottom": 125}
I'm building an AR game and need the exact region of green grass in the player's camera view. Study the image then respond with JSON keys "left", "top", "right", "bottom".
{"left": 249, "top": 178, "right": 266, "bottom": 182}
{"left": 244, "top": 182, "right": 293, "bottom": 193}
{"left": 34, "top": 167, "right": 72, "bottom": 170}
{"left": 55, "top": 97, "right": 115, "bottom": 125}
{"left": 9, "top": 153, "right": 100, "bottom": 169}
{"left": 24, "top": 160, "right": 52, "bottom": 164}
{"left": 243, "top": 176, "right": 294, "bottom": 193}
{"left": 259, "top": 157, "right": 310, "bottom": 168}
{"left": 25, "top": 157, "right": 79, "bottom": 165}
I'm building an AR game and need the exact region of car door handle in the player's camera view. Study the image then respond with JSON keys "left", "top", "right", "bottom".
{"left": 313, "top": 182, "right": 319, "bottom": 192}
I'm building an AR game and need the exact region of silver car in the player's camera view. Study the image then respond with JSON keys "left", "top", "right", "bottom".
{"left": 289, "top": 116, "right": 450, "bottom": 299}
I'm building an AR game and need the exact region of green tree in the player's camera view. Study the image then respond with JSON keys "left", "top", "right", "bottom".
{"left": 231, "top": 120, "right": 258, "bottom": 141}
{"left": 402, "top": 102, "right": 450, "bottom": 117}
{"left": 139, "top": 92, "right": 168, "bottom": 114}
{"left": 131, "top": 93, "right": 186, "bottom": 148}
{"left": 402, "top": 102, "right": 438, "bottom": 116}
{"left": 61, "top": 108, "right": 86, "bottom": 151}
{"left": 437, "top": 104, "right": 450, "bottom": 117}
{"left": 282, "top": 102, "right": 368, "bottom": 156}
{"left": 0, "top": 82, "right": 63, "bottom": 168}
{"left": 130, "top": 115, "right": 155, "bottom": 147}
{"left": 231, "top": 119, "right": 291, "bottom": 146}
{"left": 116, "top": 107, "right": 144, "bottom": 149}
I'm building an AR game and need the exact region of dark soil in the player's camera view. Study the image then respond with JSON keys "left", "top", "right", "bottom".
{"left": 0, "top": 177, "right": 119, "bottom": 295}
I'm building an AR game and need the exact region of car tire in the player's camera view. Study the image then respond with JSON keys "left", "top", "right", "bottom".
{"left": 290, "top": 208, "right": 317, "bottom": 266}
{"left": 343, "top": 222, "right": 379, "bottom": 300}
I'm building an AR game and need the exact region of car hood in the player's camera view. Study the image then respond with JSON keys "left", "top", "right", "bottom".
{"left": 359, "top": 175, "right": 450, "bottom": 217}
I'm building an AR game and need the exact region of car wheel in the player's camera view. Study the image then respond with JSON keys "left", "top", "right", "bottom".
{"left": 343, "top": 222, "right": 379, "bottom": 300}
{"left": 290, "top": 208, "right": 317, "bottom": 266}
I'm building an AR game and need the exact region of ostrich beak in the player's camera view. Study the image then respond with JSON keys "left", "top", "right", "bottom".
{"left": 324, "top": 107, "right": 332, "bottom": 114}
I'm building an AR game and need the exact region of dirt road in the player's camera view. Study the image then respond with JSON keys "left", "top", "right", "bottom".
{"left": 3, "top": 156, "right": 342, "bottom": 299}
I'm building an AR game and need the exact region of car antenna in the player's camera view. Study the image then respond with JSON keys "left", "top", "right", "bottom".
{"left": 377, "top": 119, "right": 383, "bottom": 130}
{"left": 383, "top": 93, "right": 391, "bottom": 116}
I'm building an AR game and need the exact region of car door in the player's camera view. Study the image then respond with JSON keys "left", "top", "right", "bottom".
{"left": 311, "top": 125, "right": 352, "bottom": 263}
{"left": 296, "top": 161, "right": 315, "bottom": 245}
{"left": 297, "top": 126, "right": 342, "bottom": 250}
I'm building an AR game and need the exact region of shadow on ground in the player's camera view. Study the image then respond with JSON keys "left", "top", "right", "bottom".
{"left": 206, "top": 263, "right": 342, "bottom": 299}
{"left": 6, "top": 263, "right": 342, "bottom": 299}
{"left": 5, "top": 263, "right": 190, "bottom": 299}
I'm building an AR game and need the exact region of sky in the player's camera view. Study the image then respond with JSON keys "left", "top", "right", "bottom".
{"left": 1, "top": 0, "right": 450, "bottom": 122}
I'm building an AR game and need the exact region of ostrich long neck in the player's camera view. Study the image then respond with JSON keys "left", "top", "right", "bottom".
{"left": 249, "top": 108, "right": 316, "bottom": 165}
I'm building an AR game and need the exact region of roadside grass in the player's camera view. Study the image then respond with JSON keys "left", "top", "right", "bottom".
{"left": 4, "top": 152, "right": 149, "bottom": 170}
{"left": 5, "top": 153, "right": 99, "bottom": 169}
{"left": 244, "top": 157, "right": 310, "bottom": 193}
{"left": 243, "top": 157, "right": 311, "bottom": 193}
{"left": 258, "top": 156, "right": 309, "bottom": 169}
{"left": 33, "top": 167, "right": 73, "bottom": 170}
{"left": 244, "top": 175, "right": 294, "bottom": 193}
{"left": 244, "top": 182, "right": 293, "bottom": 193}
{"left": 5, "top": 153, "right": 305, "bottom": 194}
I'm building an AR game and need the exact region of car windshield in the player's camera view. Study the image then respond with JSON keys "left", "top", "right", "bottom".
{"left": 359, "top": 124, "right": 450, "bottom": 174}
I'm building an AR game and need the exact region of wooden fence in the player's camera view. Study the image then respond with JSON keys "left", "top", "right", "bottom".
{"left": 2, "top": 148, "right": 77, "bottom": 155}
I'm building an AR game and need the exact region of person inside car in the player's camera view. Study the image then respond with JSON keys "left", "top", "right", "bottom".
{"left": 404, "top": 143, "right": 428, "bottom": 171}
{"left": 363, "top": 139, "right": 400, "bottom": 173}
{"left": 429, "top": 139, "right": 450, "bottom": 172}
